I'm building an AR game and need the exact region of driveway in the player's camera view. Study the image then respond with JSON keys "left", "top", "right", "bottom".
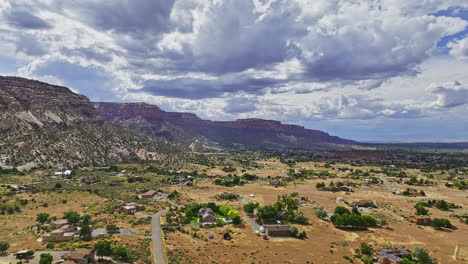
{"left": 242, "top": 211, "right": 262, "bottom": 234}
{"left": 152, "top": 208, "right": 169, "bottom": 264}
{"left": 379, "top": 173, "right": 393, "bottom": 192}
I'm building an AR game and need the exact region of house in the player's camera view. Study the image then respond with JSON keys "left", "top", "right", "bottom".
{"left": 207, "top": 173, "right": 218, "bottom": 178}
{"left": 81, "top": 176, "right": 98, "bottom": 184}
{"left": 120, "top": 203, "right": 145, "bottom": 214}
{"left": 199, "top": 207, "right": 217, "bottom": 223}
{"left": 51, "top": 219, "right": 69, "bottom": 229}
{"left": 264, "top": 224, "right": 291, "bottom": 237}
{"left": 269, "top": 180, "right": 283, "bottom": 187}
{"left": 202, "top": 213, "right": 217, "bottom": 223}
{"left": 141, "top": 190, "right": 157, "bottom": 198}
{"left": 377, "top": 248, "right": 410, "bottom": 264}
{"left": 352, "top": 200, "right": 374, "bottom": 208}
{"left": 339, "top": 185, "right": 353, "bottom": 192}
{"left": 406, "top": 216, "right": 431, "bottom": 225}
{"left": 62, "top": 248, "right": 95, "bottom": 264}
{"left": 18, "top": 185, "right": 37, "bottom": 191}
{"left": 42, "top": 227, "right": 75, "bottom": 242}
{"left": 169, "top": 178, "right": 189, "bottom": 185}
{"left": 64, "top": 170, "right": 72, "bottom": 176}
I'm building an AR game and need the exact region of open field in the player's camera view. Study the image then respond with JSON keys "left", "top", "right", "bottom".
{"left": 0, "top": 154, "right": 467, "bottom": 264}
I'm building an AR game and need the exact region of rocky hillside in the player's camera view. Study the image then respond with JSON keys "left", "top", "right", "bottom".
{"left": 0, "top": 77, "right": 176, "bottom": 169}
{"left": 94, "top": 102, "right": 356, "bottom": 150}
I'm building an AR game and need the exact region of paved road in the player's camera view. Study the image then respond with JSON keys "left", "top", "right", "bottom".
{"left": 379, "top": 173, "right": 393, "bottom": 192}
{"left": 382, "top": 211, "right": 409, "bottom": 223}
{"left": 152, "top": 208, "right": 169, "bottom": 264}
{"left": 242, "top": 211, "right": 261, "bottom": 233}
{"left": 151, "top": 198, "right": 179, "bottom": 264}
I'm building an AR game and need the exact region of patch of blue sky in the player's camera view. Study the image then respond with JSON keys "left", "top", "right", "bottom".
{"left": 0, "top": 55, "right": 24, "bottom": 74}
{"left": 433, "top": 6, "right": 468, "bottom": 53}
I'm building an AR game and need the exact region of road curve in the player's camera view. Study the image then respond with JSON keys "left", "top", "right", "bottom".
{"left": 152, "top": 208, "right": 169, "bottom": 264}
{"left": 379, "top": 173, "right": 393, "bottom": 192}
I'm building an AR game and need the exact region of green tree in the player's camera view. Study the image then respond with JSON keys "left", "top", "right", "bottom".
{"left": 360, "top": 242, "right": 374, "bottom": 256}
{"left": 63, "top": 210, "right": 80, "bottom": 225}
{"left": 39, "top": 253, "right": 53, "bottom": 264}
{"left": 219, "top": 205, "right": 232, "bottom": 216}
{"left": 36, "top": 213, "right": 50, "bottom": 224}
{"left": 112, "top": 246, "right": 129, "bottom": 260}
{"left": 94, "top": 241, "right": 112, "bottom": 260}
{"left": 106, "top": 224, "right": 119, "bottom": 234}
{"left": 415, "top": 204, "right": 429, "bottom": 216}
{"left": 79, "top": 224, "right": 92, "bottom": 241}
{"left": 227, "top": 210, "right": 239, "bottom": 219}
{"left": 232, "top": 215, "right": 241, "bottom": 224}
{"left": 313, "top": 206, "right": 328, "bottom": 220}
{"left": 81, "top": 214, "right": 92, "bottom": 225}
{"left": 334, "top": 206, "right": 351, "bottom": 216}
{"left": 435, "top": 200, "right": 448, "bottom": 211}
{"left": 0, "top": 241, "right": 9, "bottom": 253}
{"left": 431, "top": 218, "right": 454, "bottom": 230}
{"left": 257, "top": 205, "right": 279, "bottom": 220}
{"left": 411, "top": 247, "right": 437, "bottom": 264}
{"left": 361, "top": 255, "right": 373, "bottom": 264}
{"left": 243, "top": 202, "right": 259, "bottom": 214}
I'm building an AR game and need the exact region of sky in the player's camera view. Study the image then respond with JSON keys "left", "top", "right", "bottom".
{"left": 1, "top": 0, "right": 468, "bottom": 142}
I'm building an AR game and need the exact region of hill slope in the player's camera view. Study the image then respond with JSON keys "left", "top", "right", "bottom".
{"left": 0, "top": 77, "right": 176, "bottom": 169}
{"left": 94, "top": 102, "right": 356, "bottom": 150}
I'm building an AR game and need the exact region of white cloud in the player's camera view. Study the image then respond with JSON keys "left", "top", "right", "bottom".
{"left": 449, "top": 37, "right": 468, "bottom": 59}
{"left": 428, "top": 80, "right": 468, "bottom": 108}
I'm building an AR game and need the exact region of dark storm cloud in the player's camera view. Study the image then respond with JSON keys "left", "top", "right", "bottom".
{"left": 140, "top": 76, "right": 283, "bottom": 99}
{"left": 4, "top": 10, "right": 51, "bottom": 29}
{"left": 184, "top": 0, "right": 306, "bottom": 75}
{"left": 61, "top": 0, "right": 176, "bottom": 38}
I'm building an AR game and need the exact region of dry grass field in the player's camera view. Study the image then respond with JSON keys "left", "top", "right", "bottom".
{"left": 162, "top": 160, "right": 468, "bottom": 264}
{"left": 1, "top": 159, "right": 467, "bottom": 264}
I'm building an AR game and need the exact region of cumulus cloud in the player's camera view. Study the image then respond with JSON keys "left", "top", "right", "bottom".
{"left": 1, "top": 0, "right": 468, "bottom": 140}
{"left": 449, "top": 37, "right": 468, "bottom": 59}
{"left": 223, "top": 97, "right": 259, "bottom": 114}
{"left": 428, "top": 81, "right": 468, "bottom": 108}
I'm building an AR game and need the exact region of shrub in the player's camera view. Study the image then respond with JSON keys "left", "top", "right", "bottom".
{"left": 36, "top": 213, "right": 50, "bottom": 224}
{"left": 243, "top": 202, "right": 259, "bottom": 214}
{"left": 0, "top": 241, "right": 9, "bottom": 253}
{"left": 334, "top": 206, "right": 351, "bottom": 216}
{"left": 39, "top": 253, "right": 53, "bottom": 264}
{"left": 431, "top": 218, "right": 455, "bottom": 230}
{"left": 112, "top": 246, "right": 129, "bottom": 260}
{"left": 360, "top": 242, "right": 374, "bottom": 256}
{"left": 94, "top": 241, "right": 112, "bottom": 260}
{"left": 313, "top": 206, "right": 328, "bottom": 220}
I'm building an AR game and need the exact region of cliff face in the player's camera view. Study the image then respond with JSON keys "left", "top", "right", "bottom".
{"left": 94, "top": 102, "right": 356, "bottom": 150}
{"left": 0, "top": 77, "right": 175, "bottom": 169}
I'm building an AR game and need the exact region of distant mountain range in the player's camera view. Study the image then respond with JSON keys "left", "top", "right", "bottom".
{"left": 0, "top": 76, "right": 175, "bottom": 169}
{"left": 0, "top": 76, "right": 355, "bottom": 169}
{"left": 94, "top": 102, "right": 356, "bottom": 151}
